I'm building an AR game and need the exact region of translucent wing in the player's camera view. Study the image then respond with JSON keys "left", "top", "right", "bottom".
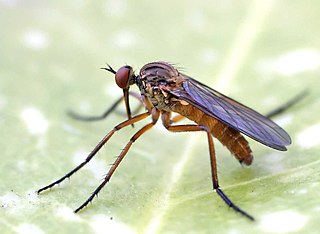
{"left": 169, "top": 76, "right": 291, "bottom": 151}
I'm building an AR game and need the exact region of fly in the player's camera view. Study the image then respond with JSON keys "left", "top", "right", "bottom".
{"left": 37, "top": 61, "right": 306, "bottom": 221}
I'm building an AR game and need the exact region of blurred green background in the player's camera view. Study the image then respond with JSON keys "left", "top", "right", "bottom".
{"left": 1, "top": 0, "right": 320, "bottom": 233}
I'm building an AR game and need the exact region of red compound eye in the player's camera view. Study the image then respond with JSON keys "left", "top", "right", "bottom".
{"left": 115, "top": 65, "right": 132, "bottom": 89}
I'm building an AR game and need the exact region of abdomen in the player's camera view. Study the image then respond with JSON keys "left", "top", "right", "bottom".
{"left": 171, "top": 103, "right": 253, "bottom": 165}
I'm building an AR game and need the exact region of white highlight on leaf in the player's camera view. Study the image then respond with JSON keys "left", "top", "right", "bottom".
{"left": 16, "top": 160, "right": 27, "bottom": 172}
{"left": 89, "top": 214, "right": 134, "bottom": 234}
{"left": 272, "top": 114, "right": 293, "bottom": 127}
{"left": 144, "top": 135, "right": 198, "bottom": 234}
{"left": 187, "top": 9, "right": 206, "bottom": 31}
{"left": 216, "top": 0, "right": 276, "bottom": 91}
{"left": 0, "top": 192, "right": 20, "bottom": 208}
{"left": 0, "top": 0, "right": 19, "bottom": 7}
{"left": 257, "top": 49, "right": 320, "bottom": 77}
{"left": 262, "top": 152, "right": 285, "bottom": 173}
{"left": 14, "top": 223, "right": 44, "bottom": 234}
{"left": 55, "top": 206, "right": 81, "bottom": 222}
{"left": 26, "top": 190, "right": 39, "bottom": 203}
{"left": 228, "top": 229, "right": 242, "bottom": 234}
{"left": 104, "top": 0, "right": 127, "bottom": 17}
{"left": 296, "top": 189, "right": 308, "bottom": 195}
{"left": 0, "top": 191, "right": 39, "bottom": 215}
{"left": 265, "top": 49, "right": 320, "bottom": 76}
{"left": 20, "top": 107, "right": 49, "bottom": 135}
{"left": 23, "top": 30, "right": 49, "bottom": 50}
{"left": 113, "top": 30, "right": 137, "bottom": 48}
{"left": 73, "top": 151, "right": 108, "bottom": 180}
{"left": 313, "top": 206, "right": 320, "bottom": 212}
{"left": 105, "top": 84, "right": 122, "bottom": 98}
{"left": 260, "top": 210, "right": 308, "bottom": 233}
{"left": 198, "top": 48, "right": 218, "bottom": 64}
{"left": 62, "top": 123, "right": 80, "bottom": 135}
{"left": 296, "top": 123, "right": 320, "bottom": 148}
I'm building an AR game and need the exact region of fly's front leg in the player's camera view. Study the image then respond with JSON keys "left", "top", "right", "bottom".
{"left": 37, "top": 112, "right": 150, "bottom": 194}
{"left": 73, "top": 108, "right": 160, "bottom": 213}
{"left": 161, "top": 111, "right": 255, "bottom": 221}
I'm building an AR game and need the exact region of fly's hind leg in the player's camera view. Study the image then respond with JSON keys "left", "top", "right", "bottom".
{"left": 170, "top": 114, "right": 185, "bottom": 123}
{"left": 68, "top": 92, "right": 143, "bottom": 121}
{"left": 161, "top": 111, "right": 255, "bottom": 221}
{"left": 266, "top": 90, "right": 307, "bottom": 118}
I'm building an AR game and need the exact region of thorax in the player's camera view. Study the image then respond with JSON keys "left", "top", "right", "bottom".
{"left": 136, "top": 62, "right": 185, "bottom": 111}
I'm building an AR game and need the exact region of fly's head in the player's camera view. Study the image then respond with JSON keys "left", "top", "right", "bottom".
{"left": 101, "top": 64, "right": 137, "bottom": 121}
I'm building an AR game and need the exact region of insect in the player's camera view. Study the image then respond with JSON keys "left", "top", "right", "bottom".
{"left": 38, "top": 61, "right": 304, "bottom": 221}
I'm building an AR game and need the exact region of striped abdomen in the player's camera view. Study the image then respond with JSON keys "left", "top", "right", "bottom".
{"left": 172, "top": 103, "right": 253, "bottom": 165}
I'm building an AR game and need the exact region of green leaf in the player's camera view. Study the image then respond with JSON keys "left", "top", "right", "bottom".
{"left": 1, "top": 1, "right": 320, "bottom": 233}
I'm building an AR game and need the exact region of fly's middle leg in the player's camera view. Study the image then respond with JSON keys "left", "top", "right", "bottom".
{"left": 161, "top": 111, "right": 255, "bottom": 221}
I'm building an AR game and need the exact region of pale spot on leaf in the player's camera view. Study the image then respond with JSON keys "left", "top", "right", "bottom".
{"left": 260, "top": 210, "right": 308, "bottom": 233}
{"left": 15, "top": 224, "right": 44, "bottom": 234}
{"left": 89, "top": 214, "right": 134, "bottom": 234}
{"left": 0, "top": 0, "right": 19, "bottom": 7}
{"left": 20, "top": 107, "right": 49, "bottom": 135}
{"left": 296, "top": 123, "right": 320, "bottom": 148}
{"left": 23, "top": 30, "right": 49, "bottom": 50}
{"left": 55, "top": 206, "right": 81, "bottom": 222}
{"left": 198, "top": 48, "right": 218, "bottom": 64}
{"left": 73, "top": 151, "right": 108, "bottom": 181}
{"left": 272, "top": 114, "right": 293, "bottom": 127}
{"left": 104, "top": 0, "right": 127, "bottom": 17}
{"left": 112, "top": 30, "right": 138, "bottom": 48}
{"left": 0, "top": 192, "right": 20, "bottom": 209}
{"left": 257, "top": 49, "right": 320, "bottom": 76}
{"left": 187, "top": 9, "right": 206, "bottom": 31}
